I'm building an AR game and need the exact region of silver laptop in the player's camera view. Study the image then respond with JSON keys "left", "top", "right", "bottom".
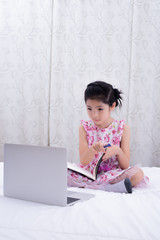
{"left": 3, "top": 144, "right": 94, "bottom": 206}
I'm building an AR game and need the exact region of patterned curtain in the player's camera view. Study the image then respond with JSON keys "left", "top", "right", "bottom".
{"left": 0, "top": 0, "right": 160, "bottom": 166}
{"left": 0, "top": 0, "right": 52, "bottom": 160}
{"left": 49, "top": 0, "right": 160, "bottom": 166}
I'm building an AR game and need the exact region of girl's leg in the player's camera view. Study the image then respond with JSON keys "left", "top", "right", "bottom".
{"left": 130, "top": 168, "right": 144, "bottom": 187}
{"left": 109, "top": 166, "right": 144, "bottom": 186}
{"left": 68, "top": 170, "right": 132, "bottom": 193}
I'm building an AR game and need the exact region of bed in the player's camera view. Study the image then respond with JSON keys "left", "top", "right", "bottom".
{"left": 0, "top": 163, "right": 160, "bottom": 240}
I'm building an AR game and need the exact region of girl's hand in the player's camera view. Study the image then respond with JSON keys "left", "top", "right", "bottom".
{"left": 92, "top": 142, "right": 106, "bottom": 153}
{"left": 102, "top": 145, "right": 120, "bottom": 161}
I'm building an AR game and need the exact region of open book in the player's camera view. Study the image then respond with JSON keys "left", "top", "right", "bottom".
{"left": 67, "top": 144, "right": 111, "bottom": 180}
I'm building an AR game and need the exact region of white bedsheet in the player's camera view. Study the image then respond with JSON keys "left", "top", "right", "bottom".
{"left": 0, "top": 163, "right": 160, "bottom": 240}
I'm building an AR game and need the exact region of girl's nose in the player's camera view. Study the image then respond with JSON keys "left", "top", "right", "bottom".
{"left": 93, "top": 110, "right": 98, "bottom": 118}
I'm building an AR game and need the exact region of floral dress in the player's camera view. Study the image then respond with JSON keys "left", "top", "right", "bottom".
{"left": 67, "top": 119, "right": 146, "bottom": 190}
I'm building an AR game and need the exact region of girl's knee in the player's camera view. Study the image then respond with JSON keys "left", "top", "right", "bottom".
{"left": 131, "top": 168, "right": 144, "bottom": 187}
{"left": 136, "top": 168, "right": 144, "bottom": 178}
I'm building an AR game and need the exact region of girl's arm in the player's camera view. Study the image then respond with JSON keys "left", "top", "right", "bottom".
{"left": 102, "top": 124, "right": 130, "bottom": 169}
{"left": 79, "top": 125, "right": 105, "bottom": 166}
{"left": 118, "top": 124, "right": 130, "bottom": 169}
{"left": 79, "top": 125, "right": 95, "bottom": 166}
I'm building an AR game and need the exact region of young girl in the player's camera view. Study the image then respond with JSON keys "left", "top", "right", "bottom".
{"left": 68, "top": 81, "right": 145, "bottom": 193}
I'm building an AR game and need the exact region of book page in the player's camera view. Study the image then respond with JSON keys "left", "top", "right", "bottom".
{"left": 67, "top": 162, "right": 95, "bottom": 180}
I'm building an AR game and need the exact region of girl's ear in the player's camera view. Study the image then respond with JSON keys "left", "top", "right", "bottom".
{"left": 110, "top": 102, "right": 116, "bottom": 111}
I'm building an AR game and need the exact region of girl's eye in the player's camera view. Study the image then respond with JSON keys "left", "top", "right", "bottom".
{"left": 98, "top": 108, "right": 103, "bottom": 111}
{"left": 87, "top": 108, "right": 92, "bottom": 111}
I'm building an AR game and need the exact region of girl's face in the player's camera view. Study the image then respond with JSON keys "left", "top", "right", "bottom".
{"left": 86, "top": 99, "right": 115, "bottom": 128}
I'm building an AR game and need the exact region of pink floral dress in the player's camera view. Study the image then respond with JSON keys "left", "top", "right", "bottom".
{"left": 67, "top": 119, "right": 146, "bottom": 190}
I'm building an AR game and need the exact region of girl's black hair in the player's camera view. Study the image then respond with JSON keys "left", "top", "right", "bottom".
{"left": 84, "top": 81, "right": 122, "bottom": 107}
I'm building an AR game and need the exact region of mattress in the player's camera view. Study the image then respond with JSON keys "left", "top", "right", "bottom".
{"left": 0, "top": 163, "right": 160, "bottom": 240}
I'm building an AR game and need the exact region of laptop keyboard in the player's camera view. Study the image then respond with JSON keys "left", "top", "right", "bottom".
{"left": 67, "top": 197, "right": 80, "bottom": 204}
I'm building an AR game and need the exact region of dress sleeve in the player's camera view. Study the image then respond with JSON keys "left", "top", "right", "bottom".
{"left": 118, "top": 120, "right": 125, "bottom": 142}
{"left": 80, "top": 120, "right": 89, "bottom": 133}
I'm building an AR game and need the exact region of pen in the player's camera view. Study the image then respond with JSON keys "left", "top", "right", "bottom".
{"left": 104, "top": 144, "right": 111, "bottom": 149}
